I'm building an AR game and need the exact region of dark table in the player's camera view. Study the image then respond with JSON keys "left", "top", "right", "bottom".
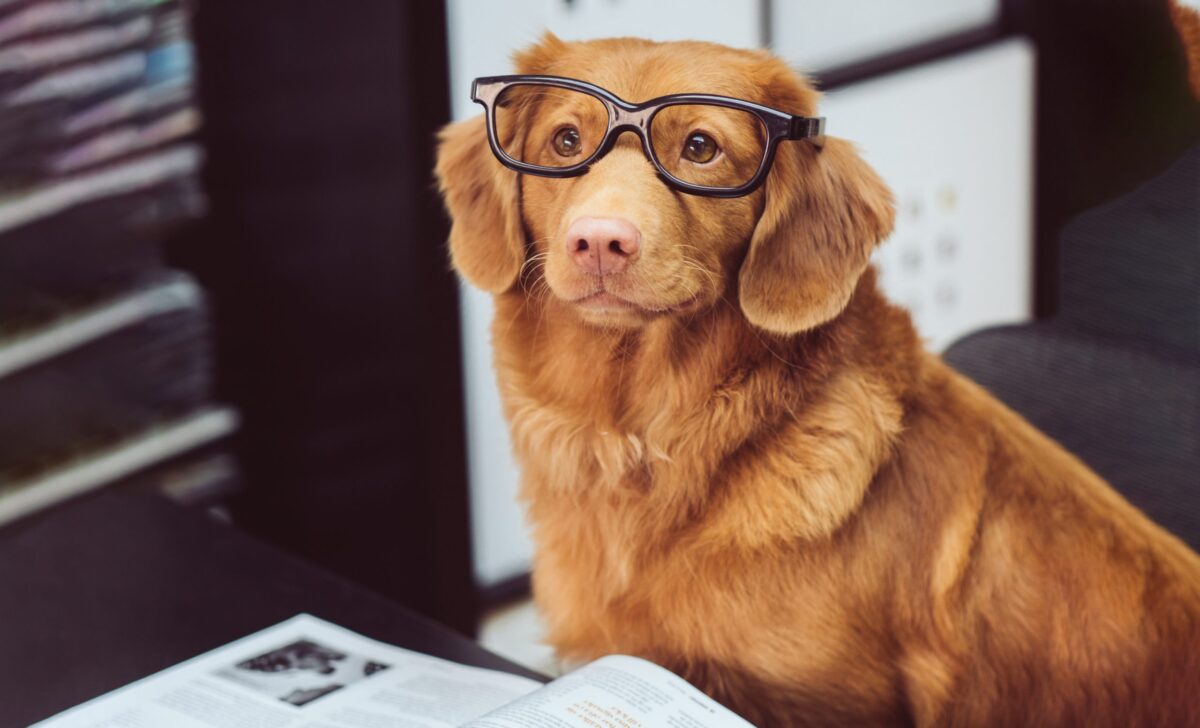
{"left": 0, "top": 490, "right": 545, "bottom": 727}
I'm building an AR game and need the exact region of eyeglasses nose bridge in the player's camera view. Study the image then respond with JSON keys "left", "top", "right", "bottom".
{"left": 609, "top": 104, "right": 653, "bottom": 131}
{"left": 601, "top": 104, "right": 656, "bottom": 159}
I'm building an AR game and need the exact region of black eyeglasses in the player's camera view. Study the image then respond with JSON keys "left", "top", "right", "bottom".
{"left": 471, "top": 74, "right": 825, "bottom": 198}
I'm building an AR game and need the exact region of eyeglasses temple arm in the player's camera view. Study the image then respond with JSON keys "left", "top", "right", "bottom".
{"left": 789, "top": 116, "right": 826, "bottom": 148}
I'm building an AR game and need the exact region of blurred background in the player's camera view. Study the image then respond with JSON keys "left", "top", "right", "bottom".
{"left": 0, "top": 0, "right": 1196, "bottom": 671}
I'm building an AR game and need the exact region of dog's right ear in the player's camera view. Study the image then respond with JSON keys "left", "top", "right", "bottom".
{"left": 739, "top": 137, "right": 893, "bottom": 334}
{"left": 435, "top": 114, "right": 525, "bottom": 293}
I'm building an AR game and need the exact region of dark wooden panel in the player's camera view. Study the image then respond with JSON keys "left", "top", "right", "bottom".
{"left": 1002, "top": 0, "right": 1200, "bottom": 316}
{"left": 174, "top": 1, "right": 476, "bottom": 633}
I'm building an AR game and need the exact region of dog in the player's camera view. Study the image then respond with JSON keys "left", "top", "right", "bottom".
{"left": 436, "top": 34, "right": 1200, "bottom": 726}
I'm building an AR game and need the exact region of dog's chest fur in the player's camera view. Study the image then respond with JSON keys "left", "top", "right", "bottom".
{"left": 490, "top": 292, "right": 911, "bottom": 717}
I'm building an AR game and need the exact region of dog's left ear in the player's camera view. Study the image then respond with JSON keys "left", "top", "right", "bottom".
{"left": 433, "top": 32, "right": 568, "bottom": 294}
{"left": 435, "top": 114, "right": 525, "bottom": 293}
{"left": 739, "top": 89, "right": 894, "bottom": 334}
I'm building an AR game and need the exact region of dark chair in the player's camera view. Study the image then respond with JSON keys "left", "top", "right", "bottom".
{"left": 944, "top": 146, "right": 1200, "bottom": 549}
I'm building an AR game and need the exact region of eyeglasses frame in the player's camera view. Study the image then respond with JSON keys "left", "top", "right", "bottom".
{"left": 470, "top": 74, "right": 826, "bottom": 199}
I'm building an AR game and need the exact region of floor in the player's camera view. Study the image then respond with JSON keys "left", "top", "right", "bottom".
{"left": 478, "top": 597, "right": 561, "bottom": 677}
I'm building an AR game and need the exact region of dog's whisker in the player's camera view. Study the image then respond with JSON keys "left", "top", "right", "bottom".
{"left": 519, "top": 249, "right": 551, "bottom": 281}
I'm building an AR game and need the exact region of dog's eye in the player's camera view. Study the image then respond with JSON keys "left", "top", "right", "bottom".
{"left": 552, "top": 126, "right": 583, "bottom": 157}
{"left": 682, "top": 131, "right": 718, "bottom": 164}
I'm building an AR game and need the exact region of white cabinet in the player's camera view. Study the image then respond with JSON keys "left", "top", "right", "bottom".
{"left": 820, "top": 39, "right": 1034, "bottom": 351}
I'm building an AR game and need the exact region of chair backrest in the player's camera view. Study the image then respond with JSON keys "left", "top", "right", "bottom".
{"left": 1058, "top": 145, "right": 1200, "bottom": 354}
{"left": 944, "top": 146, "right": 1200, "bottom": 548}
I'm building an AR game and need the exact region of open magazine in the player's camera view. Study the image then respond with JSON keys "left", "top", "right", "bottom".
{"left": 36, "top": 614, "right": 755, "bottom": 728}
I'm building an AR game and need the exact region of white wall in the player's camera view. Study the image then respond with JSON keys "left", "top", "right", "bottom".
{"left": 772, "top": 0, "right": 999, "bottom": 70}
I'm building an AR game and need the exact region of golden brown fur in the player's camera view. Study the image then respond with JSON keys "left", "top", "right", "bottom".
{"left": 1171, "top": 0, "right": 1200, "bottom": 99}
{"left": 436, "top": 35, "right": 1200, "bottom": 726}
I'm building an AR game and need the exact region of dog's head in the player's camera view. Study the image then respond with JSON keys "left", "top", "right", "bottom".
{"left": 436, "top": 35, "right": 893, "bottom": 334}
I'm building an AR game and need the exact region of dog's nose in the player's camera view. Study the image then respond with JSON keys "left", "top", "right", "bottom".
{"left": 566, "top": 216, "right": 641, "bottom": 276}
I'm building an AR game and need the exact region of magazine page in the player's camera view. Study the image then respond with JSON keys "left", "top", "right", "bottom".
{"left": 466, "top": 655, "right": 756, "bottom": 728}
{"left": 36, "top": 614, "right": 544, "bottom": 728}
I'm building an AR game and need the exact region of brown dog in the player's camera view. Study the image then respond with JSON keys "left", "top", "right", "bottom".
{"left": 436, "top": 34, "right": 1200, "bottom": 726}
